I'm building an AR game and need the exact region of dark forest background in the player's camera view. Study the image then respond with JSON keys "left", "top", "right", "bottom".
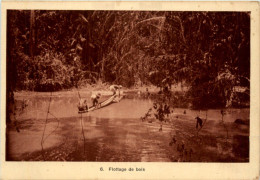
{"left": 7, "top": 11, "right": 250, "bottom": 109}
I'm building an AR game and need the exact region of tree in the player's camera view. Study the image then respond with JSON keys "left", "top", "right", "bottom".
{"left": 162, "top": 12, "right": 250, "bottom": 108}
{"left": 7, "top": 11, "right": 250, "bottom": 108}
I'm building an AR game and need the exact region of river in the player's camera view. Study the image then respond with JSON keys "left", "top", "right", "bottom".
{"left": 6, "top": 91, "right": 250, "bottom": 162}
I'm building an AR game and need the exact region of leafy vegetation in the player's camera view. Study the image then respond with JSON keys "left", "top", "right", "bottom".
{"left": 7, "top": 11, "right": 250, "bottom": 109}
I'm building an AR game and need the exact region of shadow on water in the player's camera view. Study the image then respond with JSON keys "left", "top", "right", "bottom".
{"left": 7, "top": 92, "right": 249, "bottom": 162}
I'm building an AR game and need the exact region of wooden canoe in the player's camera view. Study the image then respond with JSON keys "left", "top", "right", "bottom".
{"left": 78, "top": 94, "right": 120, "bottom": 113}
{"left": 112, "top": 95, "right": 124, "bottom": 103}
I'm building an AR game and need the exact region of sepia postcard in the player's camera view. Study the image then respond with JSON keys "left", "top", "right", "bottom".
{"left": 1, "top": 1, "right": 259, "bottom": 180}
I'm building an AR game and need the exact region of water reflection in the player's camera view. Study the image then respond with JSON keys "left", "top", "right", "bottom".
{"left": 16, "top": 94, "right": 249, "bottom": 122}
{"left": 9, "top": 93, "right": 250, "bottom": 162}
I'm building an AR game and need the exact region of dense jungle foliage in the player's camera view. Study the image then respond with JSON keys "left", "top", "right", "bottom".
{"left": 7, "top": 11, "right": 250, "bottom": 108}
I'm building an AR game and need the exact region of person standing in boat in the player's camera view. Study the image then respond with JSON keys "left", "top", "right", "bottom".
{"left": 91, "top": 92, "right": 101, "bottom": 107}
{"left": 109, "top": 85, "right": 122, "bottom": 95}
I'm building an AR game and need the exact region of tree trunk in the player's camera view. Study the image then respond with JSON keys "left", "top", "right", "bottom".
{"left": 6, "top": 11, "right": 15, "bottom": 124}
{"left": 30, "top": 10, "right": 35, "bottom": 59}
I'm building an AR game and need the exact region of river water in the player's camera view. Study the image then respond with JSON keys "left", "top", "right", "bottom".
{"left": 7, "top": 92, "right": 250, "bottom": 162}
{"left": 15, "top": 93, "right": 249, "bottom": 121}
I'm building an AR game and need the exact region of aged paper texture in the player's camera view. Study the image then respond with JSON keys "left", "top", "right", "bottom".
{"left": 1, "top": 1, "right": 259, "bottom": 180}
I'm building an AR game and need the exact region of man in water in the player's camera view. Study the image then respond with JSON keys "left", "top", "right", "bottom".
{"left": 109, "top": 85, "right": 122, "bottom": 95}
{"left": 195, "top": 116, "right": 203, "bottom": 129}
{"left": 91, "top": 92, "right": 101, "bottom": 107}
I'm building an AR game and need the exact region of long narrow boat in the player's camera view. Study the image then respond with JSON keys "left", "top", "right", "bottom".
{"left": 78, "top": 94, "right": 118, "bottom": 113}
{"left": 112, "top": 95, "right": 124, "bottom": 103}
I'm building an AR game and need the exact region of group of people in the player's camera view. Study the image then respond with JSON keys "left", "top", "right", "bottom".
{"left": 78, "top": 85, "right": 122, "bottom": 111}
